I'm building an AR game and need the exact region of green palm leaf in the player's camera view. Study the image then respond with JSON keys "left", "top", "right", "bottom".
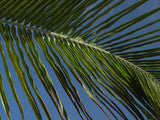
{"left": 0, "top": 0, "right": 159, "bottom": 120}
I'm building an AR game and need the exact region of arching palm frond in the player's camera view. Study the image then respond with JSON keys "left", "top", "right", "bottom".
{"left": 0, "top": 0, "right": 160, "bottom": 120}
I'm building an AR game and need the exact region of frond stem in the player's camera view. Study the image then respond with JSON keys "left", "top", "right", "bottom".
{"left": 0, "top": 19, "right": 159, "bottom": 119}
{"left": 0, "top": 19, "right": 109, "bottom": 54}
{"left": 0, "top": 19, "right": 157, "bottom": 81}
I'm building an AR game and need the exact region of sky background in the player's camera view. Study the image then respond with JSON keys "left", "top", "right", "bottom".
{"left": 0, "top": 0, "right": 160, "bottom": 120}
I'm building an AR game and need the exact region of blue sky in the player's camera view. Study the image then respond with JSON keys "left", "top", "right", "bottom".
{"left": 0, "top": 0, "right": 160, "bottom": 120}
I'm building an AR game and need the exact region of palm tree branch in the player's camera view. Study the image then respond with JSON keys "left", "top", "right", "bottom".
{"left": 0, "top": 0, "right": 160, "bottom": 119}
{"left": 0, "top": 17, "right": 160, "bottom": 119}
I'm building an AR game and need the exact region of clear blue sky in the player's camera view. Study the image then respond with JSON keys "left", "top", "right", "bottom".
{"left": 0, "top": 0, "right": 160, "bottom": 119}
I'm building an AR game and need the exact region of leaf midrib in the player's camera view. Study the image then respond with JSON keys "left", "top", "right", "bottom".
{"left": 0, "top": 19, "right": 110, "bottom": 54}
{"left": 0, "top": 19, "right": 158, "bottom": 82}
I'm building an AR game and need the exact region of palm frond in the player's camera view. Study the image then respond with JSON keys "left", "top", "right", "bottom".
{"left": 0, "top": 73, "right": 10, "bottom": 120}
{"left": 0, "top": 0, "right": 160, "bottom": 120}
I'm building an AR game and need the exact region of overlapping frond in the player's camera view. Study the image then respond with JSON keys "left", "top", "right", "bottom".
{"left": 0, "top": 0, "right": 160, "bottom": 120}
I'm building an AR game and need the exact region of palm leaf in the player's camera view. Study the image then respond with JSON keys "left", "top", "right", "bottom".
{"left": 0, "top": 73, "right": 11, "bottom": 120}
{"left": 0, "top": 0, "right": 160, "bottom": 120}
